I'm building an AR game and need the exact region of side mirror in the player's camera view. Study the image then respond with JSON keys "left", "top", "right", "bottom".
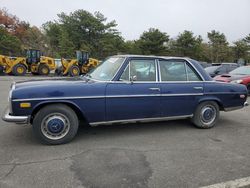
{"left": 130, "top": 75, "right": 137, "bottom": 83}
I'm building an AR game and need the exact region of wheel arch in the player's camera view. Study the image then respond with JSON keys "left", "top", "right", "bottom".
{"left": 198, "top": 97, "right": 224, "bottom": 111}
{"left": 30, "top": 100, "right": 89, "bottom": 124}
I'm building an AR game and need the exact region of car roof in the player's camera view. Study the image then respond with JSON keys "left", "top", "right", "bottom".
{"left": 113, "top": 54, "right": 190, "bottom": 60}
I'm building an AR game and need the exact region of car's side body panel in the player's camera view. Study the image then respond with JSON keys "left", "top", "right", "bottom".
{"left": 105, "top": 82, "right": 161, "bottom": 121}
{"left": 12, "top": 80, "right": 107, "bottom": 123}
{"left": 159, "top": 82, "right": 204, "bottom": 116}
{"left": 203, "top": 82, "right": 247, "bottom": 110}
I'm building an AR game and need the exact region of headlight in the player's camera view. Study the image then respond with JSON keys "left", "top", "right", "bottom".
{"left": 231, "top": 80, "right": 243, "bottom": 84}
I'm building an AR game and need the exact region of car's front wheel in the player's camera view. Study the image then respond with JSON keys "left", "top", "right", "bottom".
{"left": 191, "top": 101, "right": 219, "bottom": 129}
{"left": 33, "top": 104, "right": 79, "bottom": 145}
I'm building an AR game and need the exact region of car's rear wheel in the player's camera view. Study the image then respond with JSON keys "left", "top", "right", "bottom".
{"left": 191, "top": 101, "right": 219, "bottom": 129}
{"left": 33, "top": 104, "right": 79, "bottom": 145}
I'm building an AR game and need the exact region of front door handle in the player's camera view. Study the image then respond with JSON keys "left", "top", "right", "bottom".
{"left": 149, "top": 88, "right": 161, "bottom": 91}
{"left": 193, "top": 87, "right": 203, "bottom": 90}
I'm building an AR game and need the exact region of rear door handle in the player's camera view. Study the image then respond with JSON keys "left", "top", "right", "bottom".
{"left": 149, "top": 88, "right": 161, "bottom": 91}
{"left": 193, "top": 87, "right": 203, "bottom": 90}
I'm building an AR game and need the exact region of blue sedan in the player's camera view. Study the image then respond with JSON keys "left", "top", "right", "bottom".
{"left": 2, "top": 55, "right": 249, "bottom": 144}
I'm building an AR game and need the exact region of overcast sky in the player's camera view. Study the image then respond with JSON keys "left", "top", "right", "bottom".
{"left": 1, "top": 0, "right": 250, "bottom": 42}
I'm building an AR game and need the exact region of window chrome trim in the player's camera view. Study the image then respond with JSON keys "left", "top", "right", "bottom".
{"left": 185, "top": 59, "right": 205, "bottom": 81}
{"left": 184, "top": 62, "right": 189, "bottom": 81}
{"left": 89, "top": 114, "right": 193, "bottom": 126}
{"left": 110, "top": 57, "right": 127, "bottom": 81}
{"left": 155, "top": 59, "right": 159, "bottom": 82}
{"left": 119, "top": 63, "right": 129, "bottom": 81}
{"left": 87, "top": 57, "right": 126, "bottom": 82}
{"left": 158, "top": 81, "right": 212, "bottom": 84}
{"left": 157, "top": 59, "right": 161, "bottom": 82}
{"left": 87, "top": 57, "right": 206, "bottom": 83}
{"left": 129, "top": 61, "right": 131, "bottom": 80}
{"left": 158, "top": 58, "right": 205, "bottom": 82}
{"left": 129, "top": 59, "right": 158, "bottom": 82}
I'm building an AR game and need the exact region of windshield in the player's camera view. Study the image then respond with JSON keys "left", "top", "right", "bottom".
{"left": 205, "top": 66, "right": 219, "bottom": 73}
{"left": 88, "top": 57, "right": 125, "bottom": 81}
{"left": 230, "top": 66, "right": 250, "bottom": 75}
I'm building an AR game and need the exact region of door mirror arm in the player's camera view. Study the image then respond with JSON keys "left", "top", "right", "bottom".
{"left": 130, "top": 75, "right": 137, "bottom": 84}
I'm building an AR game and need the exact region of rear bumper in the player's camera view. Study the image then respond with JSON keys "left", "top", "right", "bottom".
{"left": 2, "top": 107, "right": 30, "bottom": 124}
{"left": 224, "top": 101, "right": 249, "bottom": 112}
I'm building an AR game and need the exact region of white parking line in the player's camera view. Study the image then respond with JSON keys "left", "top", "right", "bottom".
{"left": 200, "top": 176, "right": 250, "bottom": 188}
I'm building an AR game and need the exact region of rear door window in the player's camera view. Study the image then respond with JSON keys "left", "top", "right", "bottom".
{"left": 159, "top": 60, "right": 201, "bottom": 81}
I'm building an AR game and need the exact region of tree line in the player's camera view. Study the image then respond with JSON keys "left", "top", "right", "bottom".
{"left": 0, "top": 8, "right": 250, "bottom": 63}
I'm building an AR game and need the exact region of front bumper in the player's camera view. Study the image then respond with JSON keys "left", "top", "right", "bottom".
{"left": 244, "top": 102, "right": 249, "bottom": 107}
{"left": 2, "top": 107, "right": 30, "bottom": 124}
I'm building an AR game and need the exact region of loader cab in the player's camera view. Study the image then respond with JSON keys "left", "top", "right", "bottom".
{"left": 76, "top": 51, "right": 89, "bottom": 66}
{"left": 26, "top": 49, "right": 41, "bottom": 64}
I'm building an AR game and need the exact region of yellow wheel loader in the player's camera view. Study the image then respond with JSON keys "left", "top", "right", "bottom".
{"left": 26, "top": 49, "right": 56, "bottom": 75}
{"left": 57, "top": 51, "right": 99, "bottom": 77}
{"left": 0, "top": 55, "right": 27, "bottom": 76}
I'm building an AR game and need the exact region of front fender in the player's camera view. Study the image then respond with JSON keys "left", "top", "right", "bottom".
{"left": 31, "top": 100, "right": 89, "bottom": 122}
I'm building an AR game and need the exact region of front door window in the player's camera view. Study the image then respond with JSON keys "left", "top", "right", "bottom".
{"left": 120, "top": 59, "right": 156, "bottom": 82}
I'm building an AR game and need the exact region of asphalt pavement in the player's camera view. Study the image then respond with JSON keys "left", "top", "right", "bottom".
{"left": 0, "top": 76, "right": 250, "bottom": 188}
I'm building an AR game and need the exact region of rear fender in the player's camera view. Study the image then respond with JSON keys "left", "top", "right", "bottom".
{"left": 198, "top": 96, "right": 224, "bottom": 110}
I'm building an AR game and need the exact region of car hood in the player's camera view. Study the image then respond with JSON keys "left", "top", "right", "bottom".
{"left": 11, "top": 77, "right": 105, "bottom": 100}
{"left": 15, "top": 77, "right": 85, "bottom": 89}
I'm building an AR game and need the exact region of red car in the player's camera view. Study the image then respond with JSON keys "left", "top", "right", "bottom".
{"left": 215, "top": 66, "right": 250, "bottom": 94}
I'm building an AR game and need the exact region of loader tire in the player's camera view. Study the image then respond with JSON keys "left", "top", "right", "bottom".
{"left": 69, "top": 65, "right": 80, "bottom": 77}
{"left": 12, "top": 64, "right": 27, "bottom": 76}
{"left": 38, "top": 64, "right": 50, "bottom": 75}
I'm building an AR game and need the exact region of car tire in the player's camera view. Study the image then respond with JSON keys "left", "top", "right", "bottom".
{"left": 69, "top": 65, "right": 80, "bottom": 77}
{"left": 191, "top": 101, "right": 219, "bottom": 129}
{"left": 33, "top": 104, "right": 79, "bottom": 145}
{"left": 12, "top": 63, "right": 27, "bottom": 76}
{"left": 38, "top": 64, "right": 50, "bottom": 75}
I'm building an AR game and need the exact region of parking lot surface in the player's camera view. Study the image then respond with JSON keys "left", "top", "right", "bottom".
{"left": 0, "top": 76, "right": 250, "bottom": 188}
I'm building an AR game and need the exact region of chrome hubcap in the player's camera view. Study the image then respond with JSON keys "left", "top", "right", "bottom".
{"left": 41, "top": 113, "right": 70, "bottom": 140}
{"left": 200, "top": 105, "right": 216, "bottom": 125}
